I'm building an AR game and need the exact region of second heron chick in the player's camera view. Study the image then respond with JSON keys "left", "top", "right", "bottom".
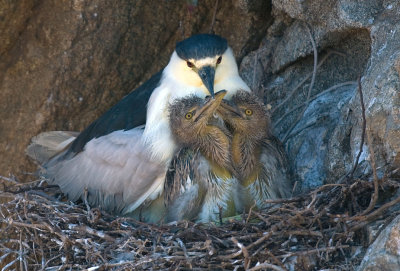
{"left": 218, "top": 90, "right": 293, "bottom": 212}
{"left": 165, "top": 90, "right": 236, "bottom": 223}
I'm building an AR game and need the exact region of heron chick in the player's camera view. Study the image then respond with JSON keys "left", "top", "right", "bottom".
{"left": 218, "top": 90, "right": 292, "bottom": 212}
{"left": 164, "top": 90, "right": 236, "bottom": 222}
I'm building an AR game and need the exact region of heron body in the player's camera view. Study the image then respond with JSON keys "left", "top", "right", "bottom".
{"left": 27, "top": 34, "right": 249, "bottom": 216}
{"left": 218, "top": 90, "right": 292, "bottom": 212}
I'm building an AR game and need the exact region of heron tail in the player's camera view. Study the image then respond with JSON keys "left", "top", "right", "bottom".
{"left": 26, "top": 131, "right": 78, "bottom": 164}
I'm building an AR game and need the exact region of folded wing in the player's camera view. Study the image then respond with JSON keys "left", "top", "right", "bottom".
{"left": 43, "top": 127, "right": 167, "bottom": 215}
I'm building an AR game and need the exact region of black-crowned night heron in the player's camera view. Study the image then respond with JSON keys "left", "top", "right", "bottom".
{"left": 27, "top": 34, "right": 249, "bottom": 215}
{"left": 217, "top": 90, "right": 292, "bottom": 212}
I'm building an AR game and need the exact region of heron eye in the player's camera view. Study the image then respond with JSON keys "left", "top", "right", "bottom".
{"left": 216, "top": 56, "right": 222, "bottom": 64}
{"left": 185, "top": 112, "right": 193, "bottom": 120}
{"left": 245, "top": 109, "right": 253, "bottom": 116}
{"left": 186, "top": 61, "right": 194, "bottom": 68}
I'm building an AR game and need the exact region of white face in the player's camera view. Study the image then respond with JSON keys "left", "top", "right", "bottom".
{"left": 165, "top": 47, "right": 239, "bottom": 89}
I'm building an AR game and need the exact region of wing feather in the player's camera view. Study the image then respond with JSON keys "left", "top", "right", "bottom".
{"left": 26, "top": 131, "right": 78, "bottom": 164}
{"left": 258, "top": 136, "right": 292, "bottom": 199}
{"left": 164, "top": 148, "right": 208, "bottom": 221}
{"left": 43, "top": 128, "right": 167, "bottom": 214}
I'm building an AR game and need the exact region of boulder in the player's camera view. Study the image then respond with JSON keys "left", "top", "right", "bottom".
{"left": 240, "top": 0, "right": 400, "bottom": 190}
{"left": 357, "top": 215, "right": 400, "bottom": 271}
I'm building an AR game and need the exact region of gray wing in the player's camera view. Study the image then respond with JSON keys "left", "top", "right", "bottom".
{"left": 257, "top": 135, "right": 293, "bottom": 200}
{"left": 43, "top": 127, "right": 167, "bottom": 215}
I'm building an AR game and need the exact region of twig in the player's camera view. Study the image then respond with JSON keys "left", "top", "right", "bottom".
{"left": 271, "top": 51, "right": 336, "bottom": 114}
{"left": 358, "top": 79, "right": 379, "bottom": 216}
{"left": 70, "top": 225, "right": 115, "bottom": 242}
{"left": 348, "top": 77, "right": 366, "bottom": 181}
{"left": 176, "top": 238, "right": 189, "bottom": 259}
{"left": 83, "top": 188, "right": 91, "bottom": 213}
{"left": 252, "top": 51, "right": 264, "bottom": 99}
{"left": 274, "top": 81, "right": 357, "bottom": 127}
{"left": 246, "top": 205, "right": 255, "bottom": 224}
{"left": 283, "top": 24, "right": 318, "bottom": 143}
{"left": 209, "top": 0, "right": 219, "bottom": 34}
{"left": 278, "top": 245, "right": 349, "bottom": 258}
{"left": 4, "top": 219, "right": 70, "bottom": 244}
{"left": 364, "top": 128, "right": 379, "bottom": 205}
{"left": 263, "top": 197, "right": 304, "bottom": 204}
{"left": 248, "top": 261, "right": 286, "bottom": 271}
{"left": 232, "top": 237, "right": 250, "bottom": 269}
{"left": 0, "top": 175, "right": 17, "bottom": 184}
{"left": 348, "top": 194, "right": 400, "bottom": 231}
{"left": 309, "top": 183, "right": 346, "bottom": 195}
{"left": 252, "top": 51, "right": 258, "bottom": 91}
{"left": 19, "top": 232, "right": 24, "bottom": 271}
{"left": 2, "top": 258, "right": 19, "bottom": 271}
{"left": 283, "top": 230, "right": 323, "bottom": 238}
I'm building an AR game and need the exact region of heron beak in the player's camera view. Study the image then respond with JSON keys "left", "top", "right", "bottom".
{"left": 198, "top": 65, "right": 215, "bottom": 98}
{"left": 194, "top": 90, "right": 226, "bottom": 122}
{"left": 219, "top": 99, "right": 243, "bottom": 118}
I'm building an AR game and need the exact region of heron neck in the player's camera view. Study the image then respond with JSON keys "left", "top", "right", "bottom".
{"left": 232, "top": 133, "right": 262, "bottom": 186}
{"left": 197, "top": 125, "right": 232, "bottom": 173}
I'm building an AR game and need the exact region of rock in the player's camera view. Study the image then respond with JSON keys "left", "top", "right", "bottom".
{"left": 272, "top": 0, "right": 382, "bottom": 27}
{"left": 240, "top": 0, "right": 400, "bottom": 190}
{"left": 363, "top": 220, "right": 387, "bottom": 247}
{"left": 240, "top": 22, "right": 371, "bottom": 189}
{"left": 349, "top": 4, "right": 400, "bottom": 178}
{"left": 286, "top": 84, "right": 356, "bottom": 189}
{"left": 357, "top": 215, "right": 400, "bottom": 271}
{"left": 0, "top": 0, "right": 270, "bottom": 178}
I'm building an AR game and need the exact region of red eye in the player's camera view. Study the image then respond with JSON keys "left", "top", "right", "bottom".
{"left": 186, "top": 61, "right": 194, "bottom": 68}
{"left": 217, "top": 56, "right": 222, "bottom": 64}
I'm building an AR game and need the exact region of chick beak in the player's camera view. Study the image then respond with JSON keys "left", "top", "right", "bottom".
{"left": 219, "top": 99, "right": 243, "bottom": 118}
{"left": 193, "top": 90, "right": 227, "bottom": 122}
{"left": 198, "top": 66, "right": 215, "bottom": 98}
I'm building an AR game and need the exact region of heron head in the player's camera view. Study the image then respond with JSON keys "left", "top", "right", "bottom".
{"left": 168, "top": 34, "right": 239, "bottom": 97}
{"left": 169, "top": 90, "right": 227, "bottom": 147}
{"left": 218, "top": 90, "right": 270, "bottom": 141}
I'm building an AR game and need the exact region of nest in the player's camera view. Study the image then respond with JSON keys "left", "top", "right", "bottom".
{"left": 0, "top": 175, "right": 399, "bottom": 271}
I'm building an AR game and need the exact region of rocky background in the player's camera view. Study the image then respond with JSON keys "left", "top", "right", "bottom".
{"left": 0, "top": 0, "right": 270, "bottom": 178}
{"left": 1, "top": 0, "right": 400, "bottom": 269}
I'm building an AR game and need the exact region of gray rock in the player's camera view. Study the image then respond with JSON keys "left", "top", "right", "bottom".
{"left": 272, "top": 0, "right": 382, "bottom": 27}
{"left": 240, "top": 0, "right": 400, "bottom": 191}
{"left": 349, "top": 8, "right": 400, "bottom": 178}
{"left": 357, "top": 215, "right": 400, "bottom": 271}
{"left": 240, "top": 24, "right": 371, "bottom": 189}
{"left": 286, "top": 84, "right": 356, "bottom": 190}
